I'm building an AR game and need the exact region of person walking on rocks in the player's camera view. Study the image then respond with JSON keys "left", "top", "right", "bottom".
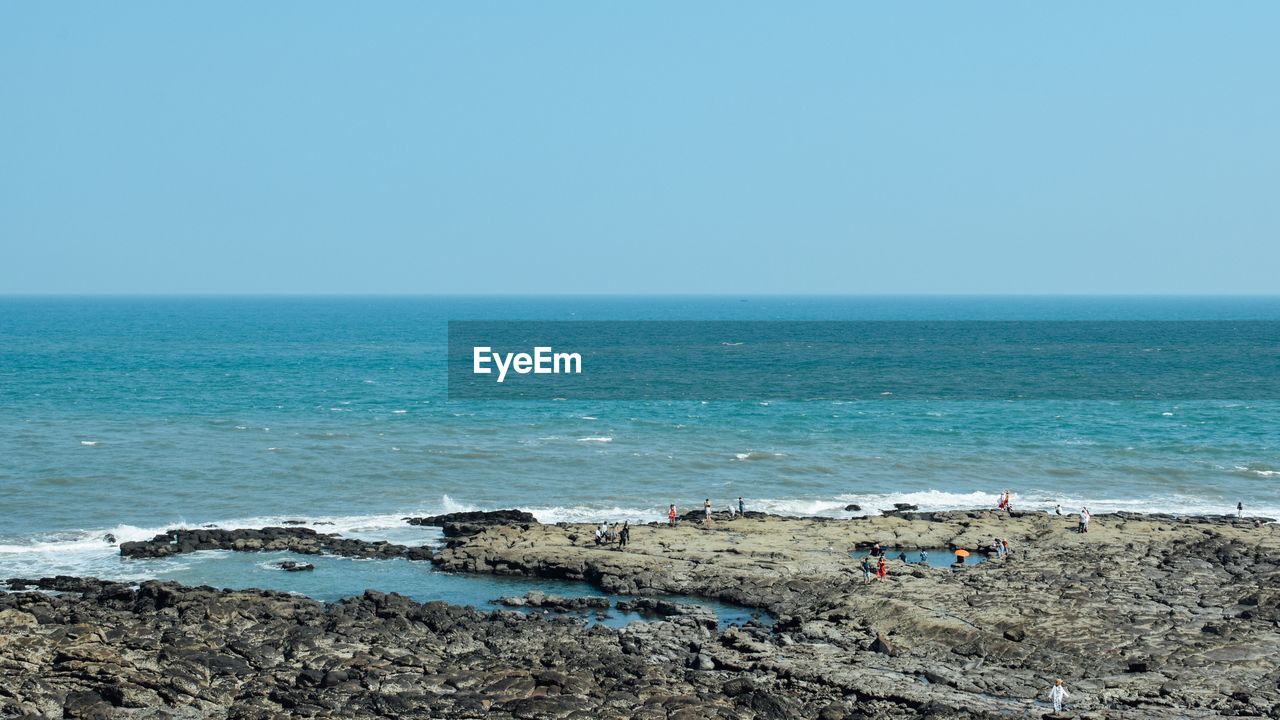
{"left": 876, "top": 556, "right": 888, "bottom": 580}
{"left": 1001, "top": 538, "right": 1012, "bottom": 557}
{"left": 1049, "top": 678, "right": 1070, "bottom": 713}
{"left": 668, "top": 504, "right": 677, "bottom": 526}
{"left": 618, "top": 522, "right": 630, "bottom": 549}
{"left": 860, "top": 556, "right": 874, "bottom": 585}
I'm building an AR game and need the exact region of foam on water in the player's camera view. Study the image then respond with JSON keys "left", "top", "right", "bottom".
{"left": 733, "top": 451, "right": 784, "bottom": 461}
{"left": 3, "top": 488, "right": 1275, "bottom": 582}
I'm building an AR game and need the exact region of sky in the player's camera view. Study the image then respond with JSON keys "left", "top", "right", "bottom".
{"left": 1, "top": 3, "right": 1277, "bottom": 295}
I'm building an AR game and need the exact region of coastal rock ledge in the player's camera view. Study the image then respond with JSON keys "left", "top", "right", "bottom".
{"left": 2, "top": 510, "right": 1277, "bottom": 719}
{"left": 118, "top": 526, "right": 433, "bottom": 561}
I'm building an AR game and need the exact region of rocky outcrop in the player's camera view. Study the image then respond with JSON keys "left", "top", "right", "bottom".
{"left": 404, "top": 509, "right": 537, "bottom": 526}
{"left": 404, "top": 510, "right": 539, "bottom": 539}
{"left": 492, "top": 591, "right": 609, "bottom": 611}
{"left": 0, "top": 577, "right": 866, "bottom": 719}
{"left": 4, "top": 511, "right": 1279, "bottom": 718}
{"left": 118, "top": 527, "right": 433, "bottom": 561}
{"left": 432, "top": 511, "right": 1280, "bottom": 718}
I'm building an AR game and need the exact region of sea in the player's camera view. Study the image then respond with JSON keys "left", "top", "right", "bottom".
{"left": 2, "top": 296, "right": 1277, "bottom": 615}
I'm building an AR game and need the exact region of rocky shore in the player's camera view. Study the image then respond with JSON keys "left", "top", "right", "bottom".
{"left": 2, "top": 510, "right": 1277, "bottom": 718}
{"left": 117, "top": 527, "right": 433, "bottom": 562}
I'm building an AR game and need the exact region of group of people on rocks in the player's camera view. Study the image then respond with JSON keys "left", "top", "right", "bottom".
{"left": 1076, "top": 506, "right": 1091, "bottom": 533}
{"left": 593, "top": 521, "right": 629, "bottom": 548}
{"left": 859, "top": 543, "right": 891, "bottom": 584}
{"left": 991, "top": 536, "right": 1013, "bottom": 557}
{"left": 996, "top": 489, "right": 1014, "bottom": 513}
{"left": 666, "top": 497, "right": 747, "bottom": 526}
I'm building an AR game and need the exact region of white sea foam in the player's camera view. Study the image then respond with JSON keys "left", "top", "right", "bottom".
{"left": 80, "top": 441, "right": 98, "bottom": 446}
{"left": 526, "top": 505, "right": 657, "bottom": 524}
{"left": 392, "top": 410, "right": 407, "bottom": 414}
{"left": 5, "top": 490, "right": 1272, "bottom": 582}
{"left": 733, "top": 451, "right": 784, "bottom": 461}
{"left": 0, "top": 500, "right": 467, "bottom": 580}
{"left": 577, "top": 436, "right": 612, "bottom": 443}
{"left": 1235, "top": 465, "right": 1280, "bottom": 477}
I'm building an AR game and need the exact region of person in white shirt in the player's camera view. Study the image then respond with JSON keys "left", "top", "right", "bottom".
{"left": 1049, "top": 678, "right": 1070, "bottom": 712}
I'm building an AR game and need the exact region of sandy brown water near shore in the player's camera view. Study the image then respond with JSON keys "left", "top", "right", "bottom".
{"left": 2, "top": 510, "right": 1277, "bottom": 718}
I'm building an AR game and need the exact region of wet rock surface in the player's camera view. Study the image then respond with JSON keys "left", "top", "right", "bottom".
{"left": 404, "top": 509, "right": 537, "bottom": 526}
{"left": 432, "top": 511, "right": 1280, "bottom": 718}
{"left": 117, "top": 527, "right": 433, "bottom": 561}
{"left": 3, "top": 511, "right": 1278, "bottom": 718}
{"left": 493, "top": 591, "right": 609, "bottom": 611}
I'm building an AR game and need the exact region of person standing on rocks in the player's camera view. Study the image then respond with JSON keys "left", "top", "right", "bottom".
{"left": 618, "top": 522, "right": 630, "bottom": 549}
{"left": 860, "top": 556, "right": 874, "bottom": 585}
{"left": 918, "top": 549, "right": 928, "bottom": 565}
{"left": 668, "top": 504, "right": 677, "bottom": 526}
{"left": 1238, "top": 501, "right": 1243, "bottom": 518}
{"left": 876, "top": 555, "right": 888, "bottom": 580}
{"left": 1055, "top": 504, "right": 1062, "bottom": 516}
{"left": 703, "top": 498, "right": 713, "bottom": 525}
{"left": 1049, "top": 678, "right": 1070, "bottom": 713}
{"left": 738, "top": 497, "right": 745, "bottom": 516}
{"left": 1001, "top": 538, "right": 1012, "bottom": 557}
{"left": 1081, "top": 507, "right": 1091, "bottom": 533}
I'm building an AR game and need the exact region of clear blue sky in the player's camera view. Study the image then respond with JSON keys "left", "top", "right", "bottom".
{"left": 2, "top": 3, "right": 1277, "bottom": 294}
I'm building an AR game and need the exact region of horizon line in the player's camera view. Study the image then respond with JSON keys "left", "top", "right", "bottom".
{"left": 3, "top": 292, "right": 1280, "bottom": 299}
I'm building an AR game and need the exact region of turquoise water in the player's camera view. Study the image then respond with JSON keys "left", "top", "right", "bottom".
{"left": 109, "top": 548, "right": 763, "bottom": 629}
{"left": 2, "top": 297, "right": 1278, "bottom": 592}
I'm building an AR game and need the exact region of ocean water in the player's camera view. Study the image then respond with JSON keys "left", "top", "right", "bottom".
{"left": 2, "top": 296, "right": 1278, "bottom": 597}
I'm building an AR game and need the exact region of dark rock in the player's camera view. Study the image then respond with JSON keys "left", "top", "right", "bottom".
{"left": 118, "top": 526, "right": 431, "bottom": 562}
{"left": 277, "top": 561, "right": 315, "bottom": 572}
{"left": 870, "top": 632, "right": 895, "bottom": 656}
{"left": 404, "top": 510, "right": 537, "bottom": 527}
{"left": 844, "top": 504, "right": 862, "bottom": 512}
{"left": 493, "top": 592, "right": 608, "bottom": 611}
{"left": 296, "top": 668, "right": 325, "bottom": 687}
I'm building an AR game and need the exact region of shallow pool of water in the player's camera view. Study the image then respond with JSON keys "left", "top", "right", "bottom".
{"left": 851, "top": 548, "right": 988, "bottom": 569}
{"left": 112, "top": 549, "right": 768, "bottom": 629}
